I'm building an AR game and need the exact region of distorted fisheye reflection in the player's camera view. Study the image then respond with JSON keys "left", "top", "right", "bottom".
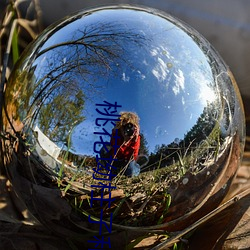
{"left": 2, "top": 5, "right": 245, "bottom": 234}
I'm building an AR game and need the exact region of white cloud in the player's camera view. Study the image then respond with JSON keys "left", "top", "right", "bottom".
{"left": 150, "top": 49, "right": 158, "bottom": 56}
{"left": 182, "top": 96, "right": 185, "bottom": 105}
{"left": 137, "top": 70, "right": 146, "bottom": 80}
{"left": 122, "top": 72, "right": 130, "bottom": 82}
{"left": 172, "top": 69, "right": 185, "bottom": 95}
{"left": 190, "top": 71, "right": 216, "bottom": 104}
{"left": 155, "top": 126, "right": 168, "bottom": 138}
{"left": 143, "top": 59, "right": 148, "bottom": 66}
{"left": 152, "top": 57, "right": 169, "bottom": 82}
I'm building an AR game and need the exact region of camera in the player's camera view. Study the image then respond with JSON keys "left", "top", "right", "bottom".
{"left": 123, "top": 123, "right": 135, "bottom": 137}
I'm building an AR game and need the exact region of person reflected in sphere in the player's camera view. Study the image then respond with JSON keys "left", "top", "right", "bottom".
{"left": 110, "top": 111, "right": 141, "bottom": 177}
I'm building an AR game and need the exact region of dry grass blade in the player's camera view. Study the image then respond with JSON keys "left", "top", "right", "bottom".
{"left": 16, "top": 19, "right": 38, "bottom": 39}
{"left": 0, "top": 0, "right": 42, "bottom": 71}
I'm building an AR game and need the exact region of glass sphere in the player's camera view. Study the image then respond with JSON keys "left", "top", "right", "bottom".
{"left": 2, "top": 5, "right": 245, "bottom": 244}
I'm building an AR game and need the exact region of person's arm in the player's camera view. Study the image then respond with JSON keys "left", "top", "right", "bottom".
{"left": 133, "top": 135, "right": 140, "bottom": 160}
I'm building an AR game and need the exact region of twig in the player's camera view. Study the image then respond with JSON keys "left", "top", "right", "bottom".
{"left": 0, "top": 231, "right": 62, "bottom": 240}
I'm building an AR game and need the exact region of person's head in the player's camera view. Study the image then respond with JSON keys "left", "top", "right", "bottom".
{"left": 115, "top": 111, "right": 140, "bottom": 137}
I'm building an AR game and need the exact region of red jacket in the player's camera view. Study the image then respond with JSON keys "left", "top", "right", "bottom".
{"left": 110, "top": 129, "right": 140, "bottom": 161}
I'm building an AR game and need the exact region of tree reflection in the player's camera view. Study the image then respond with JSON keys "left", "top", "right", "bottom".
{"left": 139, "top": 133, "right": 149, "bottom": 156}
{"left": 184, "top": 103, "right": 217, "bottom": 145}
{"left": 38, "top": 90, "right": 85, "bottom": 143}
{"left": 146, "top": 102, "right": 223, "bottom": 173}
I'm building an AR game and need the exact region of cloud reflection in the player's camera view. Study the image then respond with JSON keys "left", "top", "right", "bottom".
{"left": 173, "top": 69, "right": 185, "bottom": 95}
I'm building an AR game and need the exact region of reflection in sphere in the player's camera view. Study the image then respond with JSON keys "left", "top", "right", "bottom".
{"left": 2, "top": 5, "right": 245, "bottom": 245}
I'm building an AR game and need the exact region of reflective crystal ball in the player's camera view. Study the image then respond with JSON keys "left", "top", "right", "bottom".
{"left": 2, "top": 5, "right": 245, "bottom": 240}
